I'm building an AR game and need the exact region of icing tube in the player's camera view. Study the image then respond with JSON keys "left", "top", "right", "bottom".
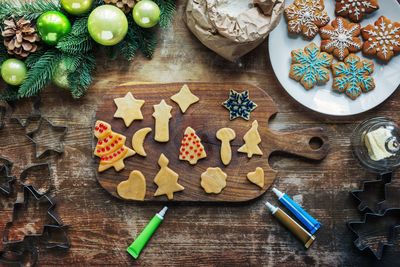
{"left": 266, "top": 202, "right": 315, "bottom": 249}
{"left": 127, "top": 206, "right": 168, "bottom": 259}
{"left": 272, "top": 188, "right": 321, "bottom": 234}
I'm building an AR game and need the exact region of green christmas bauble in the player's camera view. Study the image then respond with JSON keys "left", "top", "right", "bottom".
{"left": 87, "top": 5, "right": 128, "bottom": 46}
{"left": 61, "top": 0, "right": 94, "bottom": 16}
{"left": 52, "top": 60, "right": 70, "bottom": 89}
{"left": 1, "top": 59, "right": 27, "bottom": 86}
{"left": 132, "top": 0, "right": 160, "bottom": 28}
{"left": 37, "top": 11, "right": 72, "bottom": 45}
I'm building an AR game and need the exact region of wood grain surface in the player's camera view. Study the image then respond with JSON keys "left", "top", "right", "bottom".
{"left": 95, "top": 82, "right": 329, "bottom": 202}
{"left": 1, "top": 1, "right": 400, "bottom": 266}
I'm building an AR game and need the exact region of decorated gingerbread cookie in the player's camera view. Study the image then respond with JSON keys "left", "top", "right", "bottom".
{"left": 179, "top": 127, "right": 206, "bottom": 165}
{"left": 222, "top": 90, "right": 257, "bottom": 120}
{"left": 284, "top": 0, "right": 330, "bottom": 40}
{"left": 361, "top": 16, "right": 400, "bottom": 62}
{"left": 332, "top": 54, "right": 375, "bottom": 100}
{"left": 335, "top": 0, "right": 379, "bottom": 22}
{"left": 289, "top": 42, "right": 333, "bottom": 90}
{"left": 320, "top": 17, "right": 362, "bottom": 61}
{"left": 93, "top": 120, "right": 135, "bottom": 172}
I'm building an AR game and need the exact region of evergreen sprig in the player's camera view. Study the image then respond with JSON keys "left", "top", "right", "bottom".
{"left": 57, "top": 16, "right": 93, "bottom": 54}
{"left": 154, "top": 0, "right": 176, "bottom": 28}
{"left": 68, "top": 53, "right": 96, "bottom": 98}
{"left": 0, "top": 0, "right": 60, "bottom": 21}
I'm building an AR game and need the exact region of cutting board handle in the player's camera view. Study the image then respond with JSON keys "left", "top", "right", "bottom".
{"left": 270, "top": 127, "right": 329, "bottom": 160}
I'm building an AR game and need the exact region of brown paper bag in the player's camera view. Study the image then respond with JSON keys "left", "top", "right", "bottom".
{"left": 184, "top": 0, "right": 285, "bottom": 62}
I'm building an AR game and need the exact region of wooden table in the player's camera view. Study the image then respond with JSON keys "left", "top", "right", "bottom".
{"left": 1, "top": 2, "right": 400, "bottom": 266}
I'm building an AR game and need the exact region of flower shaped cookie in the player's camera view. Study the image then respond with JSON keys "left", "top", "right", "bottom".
{"left": 284, "top": 0, "right": 330, "bottom": 40}
{"left": 362, "top": 16, "right": 400, "bottom": 62}
{"left": 320, "top": 17, "right": 362, "bottom": 61}
{"left": 332, "top": 54, "right": 375, "bottom": 100}
{"left": 335, "top": 0, "right": 379, "bottom": 22}
{"left": 289, "top": 42, "right": 333, "bottom": 90}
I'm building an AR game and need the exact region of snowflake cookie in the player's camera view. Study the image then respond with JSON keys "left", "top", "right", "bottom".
{"left": 361, "top": 16, "right": 400, "bottom": 62}
{"left": 320, "top": 17, "right": 362, "bottom": 61}
{"left": 335, "top": 0, "right": 379, "bottom": 22}
{"left": 289, "top": 42, "right": 333, "bottom": 90}
{"left": 284, "top": 0, "right": 330, "bottom": 40}
{"left": 222, "top": 90, "right": 257, "bottom": 120}
{"left": 332, "top": 54, "right": 375, "bottom": 100}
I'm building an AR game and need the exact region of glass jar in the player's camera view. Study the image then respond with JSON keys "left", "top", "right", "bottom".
{"left": 351, "top": 117, "right": 400, "bottom": 173}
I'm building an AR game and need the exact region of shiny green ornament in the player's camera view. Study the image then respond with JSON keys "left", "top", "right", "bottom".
{"left": 61, "top": 0, "right": 94, "bottom": 16}
{"left": 88, "top": 5, "right": 128, "bottom": 46}
{"left": 52, "top": 60, "right": 70, "bottom": 89}
{"left": 132, "top": 0, "right": 160, "bottom": 28}
{"left": 1, "top": 59, "right": 27, "bottom": 86}
{"left": 37, "top": 11, "right": 72, "bottom": 45}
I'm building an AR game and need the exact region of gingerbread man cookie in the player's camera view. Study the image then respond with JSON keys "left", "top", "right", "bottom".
{"left": 284, "top": 0, "right": 330, "bottom": 40}
{"left": 320, "top": 17, "right": 362, "bottom": 61}
{"left": 335, "top": 0, "right": 379, "bottom": 23}
{"left": 93, "top": 120, "right": 135, "bottom": 172}
{"left": 362, "top": 16, "right": 400, "bottom": 62}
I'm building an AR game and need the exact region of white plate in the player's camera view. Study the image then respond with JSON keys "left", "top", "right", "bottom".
{"left": 268, "top": 0, "right": 400, "bottom": 116}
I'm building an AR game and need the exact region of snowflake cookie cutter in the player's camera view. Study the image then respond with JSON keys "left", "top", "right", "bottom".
{"left": 0, "top": 157, "right": 16, "bottom": 196}
{"left": 26, "top": 117, "right": 68, "bottom": 158}
{"left": 347, "top": 208, "right": 400, "bottom": 260}
{"left": 350, "top": 172, "right": 392, "bottom": 214}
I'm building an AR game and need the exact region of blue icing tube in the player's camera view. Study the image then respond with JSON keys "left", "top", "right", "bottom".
{"left": 272, "top": 188, "right": 321, "bottom": 234}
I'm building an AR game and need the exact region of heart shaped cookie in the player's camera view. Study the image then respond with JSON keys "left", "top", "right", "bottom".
{"left": 247, "top": 167, "right": 264, "bottom": 188}
{"left": 117, "top": 170, "right": 146, "bottom": 201}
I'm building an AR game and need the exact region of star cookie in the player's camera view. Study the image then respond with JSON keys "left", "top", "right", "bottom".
{"left": 335, "top": 0, "right": 379, "bottom": 23}
{"left": 113, "top": 92, "right": 145, "bottom": 127}
{"left": 362, "top": 16, "right": 400, "bottom": 62}
{"left": 284, "top": 0, "right": 330, "bottom": 40}
{"left": 320, "top": 17, "right": 362, "bottom": 61}
{"left": 170, "top": 84, "right": 199, "bottom": 113}
{"left": 222, "top": 90, "right": 257, "bottom": 120}
{"left": 332, "top": 54, "right": 375, "bottom": 100}
{"left": 289, "top": 42, "right": 333, "bottom": 90}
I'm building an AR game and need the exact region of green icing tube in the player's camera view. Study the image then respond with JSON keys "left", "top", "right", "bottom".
{"left": 127, "top": 206, "right": 168, "bottom": 259}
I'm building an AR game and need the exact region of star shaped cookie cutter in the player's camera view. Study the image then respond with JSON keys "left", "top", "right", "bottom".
{"left": 0, "top": 157, "right": 15, "bottom": 196}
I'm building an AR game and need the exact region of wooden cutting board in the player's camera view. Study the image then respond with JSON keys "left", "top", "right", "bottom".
{"left": 94, "top": 82, "right": 329, "bottom": 202}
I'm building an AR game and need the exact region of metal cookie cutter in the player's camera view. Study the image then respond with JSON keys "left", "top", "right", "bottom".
{"left": 8, "top": 96, "right": 41, "bottom": 127}
{"left": 0, "top": 157, "right": 15, "bottom": 196}
{"left": 26, "top": 117, "right": 68, "bottom": 158}
{"left": 0, "top": 237, "right": 38, "bottom": 267}
{"left": 347, "top": 208, "right": 400, "bottom": 260}
{"left": 350, "top": 173, "right": 392, "bottom": 214}
{"left": 20, "top": 163, "right": 52, "bottom": 197}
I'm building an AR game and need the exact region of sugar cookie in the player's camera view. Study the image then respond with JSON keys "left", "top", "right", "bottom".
{"left": 153, "top": 153, "right": 184, "bottom": 200}
{"left": 117, "top": 170, "right": 146, "bottom": 201}
{"left": 131, "top": 127, "right": 152, "bottom": 157}
{"left": 179, "top": 127, "right": 207, "bottom": 165}
{"left": 170, "top": 84, "right": 199, "bottom": 113}
{"left": 238, "top": 120, "right": 263, "bottom": 158}
{"left": 113, "top": 92, "right": 145, "bottom": 127}
{"left": 247, "top": 167, "right": 265, "bottom": 188}
{"left": 152, "top": 99, "right": 172, "bottom": 142}
{"left": 93, "top": 120, "right": 135, "bottom": 172}
{"left": 216, "top": 128, "right": 236, "bottom": 165}
{"left": 200, "top": 167, "right": 227, "bottom": 194}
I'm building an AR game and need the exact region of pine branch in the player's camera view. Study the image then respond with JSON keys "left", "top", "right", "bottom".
{"left": 154, "top": 0, "right": 176, "bottom": 28}
{"left": 68, "top": 53, "right": 96, "bottom": 98}
{"left": 115, "top": 20, "right": 139, "bottom": 61}
{"left": 0, "top": 86, "right": 19, "bottom": 101}
{"left": 25, "top": 49, "right": 46, "bottom": 67}
{"left": 57, "top": 16, "right": 93, "bottom": 54}
{"left": 18, "top": 50, "right": 61, "bottom": 98}
{"left": 0, "top": 0, "right": 60, "bottom": 21}
{"left": 0, "top": 35, "right": 7, "bottom": 65}
{"left": 133, "top": 24, "right": 157, "bottom": 58}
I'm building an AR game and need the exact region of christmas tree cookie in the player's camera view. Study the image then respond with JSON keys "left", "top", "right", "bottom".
{"left": 93, "top": 120, "right": 135, "bottom": 172}
{"left": 238, "top": 120, "right": 263, "bottom": 158}
{"left": 179, "top": 127, "right": 207, "bottom": 165}
{"left": 153, "top": 153, "right": 184, "bottom": 200}
{"left": 113, "top": 92, "right": 145, "bottom": 127}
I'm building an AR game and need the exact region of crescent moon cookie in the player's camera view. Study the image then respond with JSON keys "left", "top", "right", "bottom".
{"left": 284, "top": 0, "right": 330, "bottom": 40}
{"left": 289, "top": 42, "right": 333, "bottom": 90}
{"left": 335, "top": 0, "right": 379, "bottom": 23}
{"left": 320, "top": 17, "right": 362, "bottom": 61}
{"left": 361, "top": 16, "right": 400, "bottom": 62}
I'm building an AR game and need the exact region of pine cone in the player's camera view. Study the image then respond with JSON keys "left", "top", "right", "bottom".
{"left": 104, "top": 0, "right": 135, "bottom": 13}
{"left": 2, "top": 18, "right": 41, "bottom": 58}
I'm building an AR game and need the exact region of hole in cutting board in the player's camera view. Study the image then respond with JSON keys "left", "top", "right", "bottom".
{"left": 309, "top": 137, "right": 323, "bottom": 150}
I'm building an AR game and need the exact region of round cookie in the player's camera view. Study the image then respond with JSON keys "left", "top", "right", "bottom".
{"left": 320, "top": 17, "right": 362, "bottom": 61}
{"left": 361, "top": 16, "right": 400, "bottom": 62}
{"left": 284, "top": 0, "right": 330, "bottom": 40}
{"left": 335, "top": 0, "right": 379, "bottom": 22}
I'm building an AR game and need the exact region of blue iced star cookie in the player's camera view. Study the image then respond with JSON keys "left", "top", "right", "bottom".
{"left": 332, "top": 54, "right": 375, "bottom": 100}
{"left": 222, "top": 90, "right": 257, "bottom": 120}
